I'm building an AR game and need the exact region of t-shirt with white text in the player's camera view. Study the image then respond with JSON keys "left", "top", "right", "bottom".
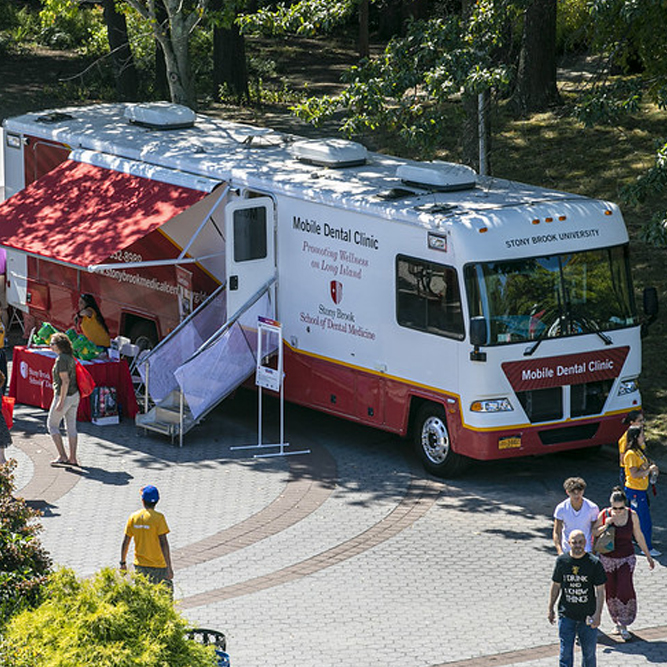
{"left": 552, "top": 552, "right": 607, "bottom": 620}
{"left": 125, "top": 508, "right": 169, "bottom": 568}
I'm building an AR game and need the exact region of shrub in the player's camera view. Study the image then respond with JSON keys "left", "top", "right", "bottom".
{"left": 1, "top": 568, "right": 217, "bottom": 667}
{"left": 0, "top": 460, "right": 52, "bottom": 626}
{"left": 556, "top": 0, "right": 593, "bottom": 54}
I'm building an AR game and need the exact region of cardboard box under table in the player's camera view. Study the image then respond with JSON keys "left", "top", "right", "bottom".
{"left": 9, "top": 346, "right": 138, "bottom": 422}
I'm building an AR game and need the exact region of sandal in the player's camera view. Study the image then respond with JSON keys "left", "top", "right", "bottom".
{"left": 620, "top": 628, "right": 631, "bottom": 641}
{"left": 50, "top": 458, "right": 68, "bottom": 466}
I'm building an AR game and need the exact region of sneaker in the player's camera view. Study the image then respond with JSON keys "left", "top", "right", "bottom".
{"left": 620, "top": 628, "right": 632, "bottom": 641}
{"left": 649, "top": 548, "right": 662, "bottom": 557}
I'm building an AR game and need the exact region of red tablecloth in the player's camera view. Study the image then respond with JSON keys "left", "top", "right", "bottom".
{"left": 9, "top": 346, "right": 138, "bottom": 421}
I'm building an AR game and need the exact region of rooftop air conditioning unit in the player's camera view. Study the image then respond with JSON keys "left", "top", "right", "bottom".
{"left": 124, "top": 102, "right": 196, "bottom": 130}
{"left": 292, "top": 139, "right": 367, "bottom": 168}
{"left": 397, "top": 161, "right": 477, "bottom": 191}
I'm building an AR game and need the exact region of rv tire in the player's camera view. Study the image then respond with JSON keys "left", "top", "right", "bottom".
{"left": 413, "top": 404, "right": 467, "bottom": 478}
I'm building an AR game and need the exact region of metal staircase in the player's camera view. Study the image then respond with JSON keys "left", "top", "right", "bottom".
{"left": 135, "top": 277, "right": 276, "bottom": 444}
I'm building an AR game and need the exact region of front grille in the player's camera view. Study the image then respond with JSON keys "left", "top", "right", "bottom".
{"left": 538, "top": 423, "right": 600, "bottom": 445}
{"left": 517, "top": 387, "right": 563, "bottom": 423}
{"left": 571, "top": 380, "right": 613, "bottom": 417}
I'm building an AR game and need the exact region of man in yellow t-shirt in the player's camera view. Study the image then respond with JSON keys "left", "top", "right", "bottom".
{"left": 120, "top": 485, "right": 173, "bottom": 593}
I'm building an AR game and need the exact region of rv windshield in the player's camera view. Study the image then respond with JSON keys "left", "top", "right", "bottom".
{"left": 464, "top": 245, "right": 637, "bottom": 345}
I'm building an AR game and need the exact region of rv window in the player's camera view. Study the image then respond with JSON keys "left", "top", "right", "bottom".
{"left": 233, "top": 206, "right": 267, "bottom": 262}
{"left": 396, "top": 256, "right": 465, "bottom": 339}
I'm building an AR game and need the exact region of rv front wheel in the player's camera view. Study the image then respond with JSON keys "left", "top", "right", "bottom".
{"left": 414, "top": 404, "right": 467, "bottom": 478}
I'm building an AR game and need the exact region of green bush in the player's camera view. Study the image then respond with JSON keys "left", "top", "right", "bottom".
{"left": 0, "top": 568, "right": 217, "bottom": 667}
{"left": 39, "top": 0, "right": 104, "bottom": 50}
{"left": 0, "top": 0, "right": 19, "bottom": 30}
{"left": 0, "top": 460, "right": 52, "bottom": 626}
{"left": 556, "top": 0, "right": 592, "bottom": 53}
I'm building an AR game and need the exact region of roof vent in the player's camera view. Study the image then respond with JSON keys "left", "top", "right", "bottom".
{"left": 397, "top": 161, "right": 477, "bottom": 191}
{"left": 292, "top": 138, "right": 367, "bottom": 168}
{"left": 124, "top": 102, "right": 196, "bottom": 130}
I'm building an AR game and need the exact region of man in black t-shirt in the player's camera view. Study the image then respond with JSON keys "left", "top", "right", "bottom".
{"left": 548, "top": 529, "right": 606, "bottom": 667}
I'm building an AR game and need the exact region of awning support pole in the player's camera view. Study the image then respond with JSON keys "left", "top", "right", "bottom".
{"left": 178, "top": 185, "right": 230, "bottom": 260}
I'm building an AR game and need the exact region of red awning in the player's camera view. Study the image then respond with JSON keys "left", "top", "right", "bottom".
{"left": 0, "top": 160, "right": 209, "bottom": 267}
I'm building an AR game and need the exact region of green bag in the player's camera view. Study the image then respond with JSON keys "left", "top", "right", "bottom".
{"left": 37, "top": 322, "right": 57, "bottom": 344}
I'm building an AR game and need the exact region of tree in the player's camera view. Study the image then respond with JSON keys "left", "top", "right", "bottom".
{"left": 211, "top": 0, "right": 250, "bottom": 102}
{"left": 293, "top": 1, "right": 516, "bottom": 165}
{"left": 122, "top": 0, "right": 210, "bottom": 107}
{"left": 574, "top": 0, "right": 667, "bottom": 244}
{"left": 513, "top": 0, "right": 560, "bottom": 114}
{"left": 102, "top": 0, "right": 139, "bottom": 101}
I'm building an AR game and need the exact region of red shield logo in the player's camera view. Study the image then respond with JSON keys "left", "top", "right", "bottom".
{"left": 330, "top": 280, "right": 343, "bottom": 305}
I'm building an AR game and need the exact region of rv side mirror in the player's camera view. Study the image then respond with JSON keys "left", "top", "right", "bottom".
{"left": 469, "top": 317, "right": 487, "bottom": 362}
{"left": 470, "top": 317, "right": 487, "bottom": 347}
{"left": 642, "top": 286, "right": 658, "bottom": 336}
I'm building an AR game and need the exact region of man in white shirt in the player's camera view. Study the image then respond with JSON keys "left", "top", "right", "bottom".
{"left": 553, "top": 477, "right": 599, "bottom": 555}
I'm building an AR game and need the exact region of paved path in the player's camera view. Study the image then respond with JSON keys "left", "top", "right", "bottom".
{"left": 7, "top": 391, "right": 667, "bottom": 667}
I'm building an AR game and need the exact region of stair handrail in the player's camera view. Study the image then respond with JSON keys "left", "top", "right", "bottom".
{"left": 185, "top": 274, "right": 277, "bottom": 364}
{"left": 138, "top": 278, "right": 227, "bottom": 368}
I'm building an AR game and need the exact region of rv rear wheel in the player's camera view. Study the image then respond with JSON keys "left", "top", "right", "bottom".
{"left": 414, "top": 404, "right": 467, "bottom": 478}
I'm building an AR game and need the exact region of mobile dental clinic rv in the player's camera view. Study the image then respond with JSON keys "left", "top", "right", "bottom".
{"left": 0, "top": 102, "right": 656, "bottom": 476}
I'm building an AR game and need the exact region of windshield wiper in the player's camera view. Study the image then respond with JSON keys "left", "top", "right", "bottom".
{"left": 594, "top": 329, "right": 613, "bottom": 345}
{"left": 524, "top": 331, "right": 547, "bottom": 356}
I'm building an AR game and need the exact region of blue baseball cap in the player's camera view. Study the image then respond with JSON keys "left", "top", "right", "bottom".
{"left": 141, "top": 485, "right": 160, "bottom": 503}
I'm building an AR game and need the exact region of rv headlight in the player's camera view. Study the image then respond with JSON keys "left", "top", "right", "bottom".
{"left": 618, "top": 379, "right": 639, "bottom": 396}
{"left": 6, "top": 133, "right": 21, "bottom": 149}
{"left": 470, "top": 398, "right": 513, "bottom": 413}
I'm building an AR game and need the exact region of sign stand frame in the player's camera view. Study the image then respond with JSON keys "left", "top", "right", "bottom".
{"left": 231, "top": 316, "right": 310, "bottom": 459}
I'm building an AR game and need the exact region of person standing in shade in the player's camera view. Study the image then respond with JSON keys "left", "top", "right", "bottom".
{"left": 548, "top": 530, "right": 607, "bottom": 667}
{"left": 48, "top": 332, "right": 80, "bottom": 467}
{"left": 120, "top": 485, "right": 173, "bottom": 595}
{"left": 0, "top": 371, "right": 11, "bottom": 465}
{"left": 553, "top": 477, "right": 600, "bottom": 555}
{"left": 74, "top": 293, "right": 111, "bottom": 348}
{"left": 623, "top": 426, "right": 660, "bottom": 557}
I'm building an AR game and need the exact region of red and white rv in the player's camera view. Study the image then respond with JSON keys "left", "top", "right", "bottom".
{"left": 1, "top": 103, "right": 654, "bottom": 475}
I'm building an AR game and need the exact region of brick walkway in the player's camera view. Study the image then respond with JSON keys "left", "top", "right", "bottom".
{"left": 7, "top": 393, "right": 667, "bottom": 667}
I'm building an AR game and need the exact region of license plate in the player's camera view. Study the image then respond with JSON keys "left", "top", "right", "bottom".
{"left": 498, "top": 436, "right": 522, "bottom": 450}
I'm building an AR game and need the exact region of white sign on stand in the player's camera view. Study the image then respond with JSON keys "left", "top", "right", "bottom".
{"left": 231, "top": 316, "right": 310, "bottom": 459}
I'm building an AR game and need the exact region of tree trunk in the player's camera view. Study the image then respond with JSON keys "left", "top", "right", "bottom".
{"left": 378, "top": 0, "right": 429, "bottom": 39}
{"left": 513, "top": 0, "right": 560, "bottom": 115}
{"left": 102, "top": 0, "right": 139, "bottom": 101}
{"left": 154, "top": 0, "right": 169, "bottom": 99}
{"left": 213, "top": 22, "right": 250, "bottom": 102}
{"left": 358, "top": 0, "right": 369, "bottom": 59}
{"left": 460, "top": 0, "right": 491, "bottom": 173}
{"left": 159, "top": 0, "right": 196, "bottom": 108}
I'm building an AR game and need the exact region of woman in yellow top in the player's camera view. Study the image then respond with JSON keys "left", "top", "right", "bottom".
{"left": 74, "top": 294, "right": 111, "bottom": 348}
{"left": 623, "top": 426, "right": 660, "bottom": 556}
{"left": 617, "top": 410, "right": 644, "bottom": 485}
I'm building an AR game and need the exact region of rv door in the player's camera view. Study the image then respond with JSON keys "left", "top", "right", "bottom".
{"left": 225, "top": 197, "right": 275, "bottom": 317}
{"left": 5, "top": 250, "right": 28, "bottom": 311}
